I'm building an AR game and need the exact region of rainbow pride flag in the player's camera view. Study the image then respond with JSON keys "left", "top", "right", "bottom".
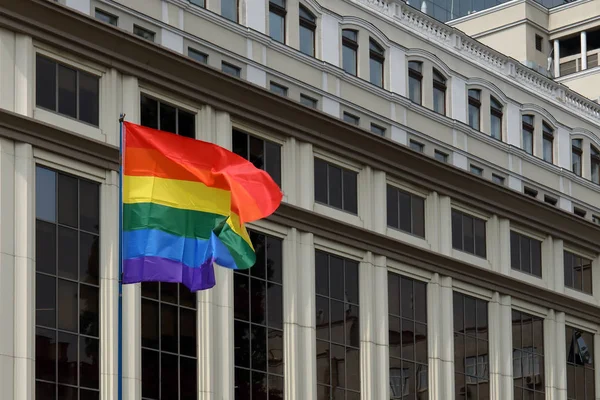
{"left": 121, "top": 122, "right": 282, "bottom": 291}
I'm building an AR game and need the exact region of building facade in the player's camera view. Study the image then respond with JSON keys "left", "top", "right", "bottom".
{"left": 1, "top": 0, "right": 600, "bottom": 400}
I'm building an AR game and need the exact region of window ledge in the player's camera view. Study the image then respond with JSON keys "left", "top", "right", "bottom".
{"left": 564, "top": 287, "right": 597, "bottom": 306}
{"left": 451, "top": 249, "right": 490, "bottom": 270}
{"left": 509, "top": 269, "right": 546, "bottom": 289}
{"left": 314, "top": 203, "right": 363, "bottom": 228}
{"left": 386, "top": 227, "right": 430, "bottom": 251}
{"left": 34, "top": 108, "right": 105, "bottom": 143}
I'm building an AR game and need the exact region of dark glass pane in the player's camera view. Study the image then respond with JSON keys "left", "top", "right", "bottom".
{"left": 161, "top": 353, "right": 178, "bottom": 400}
{"left": 389, "top": 317, "right": 401, "bottom": 358}
{"left": 476, "top": 300, "right": 488, "bottom": 340}
{"left": 37, "top": 221, "right": 57, "bottom": 275}
{"left": 330, "top": 344, "right": 345, "bottom": 388}
{"left": 452, "top": 210, "right": 462, "bottom": 250}
{"left": 250, "top": 233, "right": 266, "bottom": 280}
{"left": 250, "top": 278, "right": 266, "bottom": 325}
{"left": 511, "top": 231, "right": 520, "bottom": 270}
{"left": 234, "top": 273, "right": 250, "bottom": 321}
{"left": 532, "top": 317, "right": 544, "bottom": 354}
{"left": 463, "top": 215, "right": 474, "bottom": 254}
{"left": 78, "top": 72, "right": 99, "bottom": 126}
{"left": 531, "top": 239, "right": 542, "bottom": 277}
{"left": 345, "top": 261, "right": 359, "bottom": 305}
{"left": 180, "top": 307, "right": 197, "bottom": 357}
{"left": 474, "top": 218, "right": 486, "bottom": 258}
{"left": 266, "top": 237, "right": 282, "bottom": 284}
{"left": 464, "top": 296, "right": 476, "bottom": 334}
{"left": 57, "top": 279, "right": 78, "bottom": 332}
{"left": 328, "top": 164, "right": 342, "bottom": 209}
{"left": 221, "top": 0, "right": 238, "bottom": 21}
{"left": 415, "top": 322, "right": 427, "bottom": 363}
{"left": 57, "top": 65, "right": 77, "bottom": 118}
{"left": 564, "top": 253, "right": 573, "bottom": 289}
{"left": 346, "top": 347, "right": 360, "bottom": 391}
{"left": 269, "top": 374, "right": 284, "bottom": 400}
{"left": 36, "top": 381, "right": 55, "bottom": 400}
{"left": 299, "top": 25, "right": 315, "bottom": 56}
{"left": 251, "top": 325, "right": 267, "bottom": 371}
{"left": 234, "top": 320, "right": 250, "bottom": 368}
{"left": 574, "top": 256, "right": 583, "bottom": 292}
{"left": 329, "top": 256, "right": 344, "bottom": 300}
{"left": 268, "top": 328, "right": 284, "bottom": 375}
{"left": 79, "top": 284, "right": 99, "bottom": 337}
{"left": 315, "top": 251, "right": 329, "bottom": 296}
{"left": 454, "top": 335, "right": 464, "bottom": 373}
{"left": 140, "top": 95, "right": 158, "bottom": 129}
{"left": 232, "top": 130, "right": 248, "bottom": 159}
{"left": 520, "top": 236, "right": 531, "bottom": 274}
{"left": 178, "top": 109, "right": 195, "bottom": 138}
{"left": 386, "top": 186, "right": 398, "bottom": 228}
{"left": 314, "top": 159, "right": 328, "bottom": 204}
{"left": 249, "top": 136, "right": 265, "bottom": 170}
{"left": 267, "top": 283, "right": 283, "bottom": 329}
{"left": 269, "top": 12, "right": 284, "bottom": 43}
{"left": 315, "top": 295, "right": 330, "bottom": 341}
{"left": 79, "top": 233, "right": 99, "bottom": 285}
{"left": 141, "top": 349, "right": 159, "bottom": 399}
{"left": 401, "top": 277, "right": 413, "bottom": 319}
{"left": 387, "top": 272, "right": 400, "bottom": 316}
{"left": 398, "top": 191, "right": 411, "bottom": 233}
{"left": 583, "top": 261, "right": 592, "bottom": 294}
{"left": 342, "top": 45, "right": 357, "bottom": 75}
{"left": 37, "top": 273, "right": 56, "bottom": 329}
{"left": 265, "top": 141, "right": 282, "bottom": 187}
{"left": 142, "top": 282, "right": 159, "bottom": 300}
{"left": 141, "top": 299, "right": 159, "bottom": 349}
{"left": 402, "top": 318, "right": 415, "bottom": 361}
{"left": 58, "top": 174, "right": 78, "bottom": 228}
{"left": 345, "top": 305, "right": 359, "bottom": 347}
{"left": 160, "top": 282, "right": 178, "bottom": 304}
{"left": 369, "top": 57, "right": 383, "bottom": 87}
{"left": 36, "top": 56, "right": 56, "bottom": 111}
{"left": 179, "top": 284, "right": 196, "bottom": 309}
{"left": 235, "top": 368, "right": 251, "bottom": 398}
{"left": 180, "top": 356, "right": 198, "bottom": 399}
{"left": 159, "top": 102, "right": 177, "bottom": 134}
{"left": 414, "top": 281, "right": 427, "bottom": 323}
{"left": 453, "top": 292, "right": 464, "bottom": 333}
{"left": 160, "top": 303, "right": 178, "bottom": 353}
{"left": 330, "top": 300, "right": 345, "bottom": 345}
{"left": 79, "top": 180, "right": 99, "bottom": 234}
{"left": 576, "top": 367, "right": 585, "bottom": 399}
{"left": 57, "top": 385, "right": 77, "bottom": 399}
{"left": 36, "top": 327, "right": 56, "bottom": 382}
{"left": 252, "top": 371, "right": 268, "bottom": 399}
{"left": 80, "top": 389, "right": 99, "bottom": 400}
{"left": 585, "top": 367, "right": 595, "bottom": 400}
{"left": 79, "top": 337, "right": 99, "bottom": 389}
{"left": 57, "top": 331, "right": 78, "bottom": 384}
{"left": 57, "top": 226, "right": 78, "bottom": 280}
{"left": 413, "top": 196, "right": 425, "bottom": 237}
{"left": 36, "top": 167, "right": 56, "bottom": 222}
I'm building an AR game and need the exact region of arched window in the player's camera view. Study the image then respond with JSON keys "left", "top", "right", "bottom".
{"left": 369, "top": 39, "right": 384, "bottom": 87}
{"left": 342, "top": 29, "right": 358, "bottom": 76}
{"left": 468, "top": 89, "right": 481, "bottom": 130}
{"left": 299, "top": 5, "right": 316, "bottom": 57}
{"left": 522, "top": 115, "right": 534, "bottom": 155}
{"left": 432, "top": 69, "right": 446, "bottom": 115}
{"left": 408, "top": 61, "right": 422, "bottom": 104}
{"left": 572, "top": 139, "right": 583, "bottom": 176}
{"left": 542, "top": 122, "right": 554, "bottom": 163}
{"left": 592, "top": 145, "right": 600, "bottom": 184}
{"left": 269, "top": 0, "right": 286, "bottom": 43}
{"left": 490, "top": 97, "right": 503, "bottom": 140}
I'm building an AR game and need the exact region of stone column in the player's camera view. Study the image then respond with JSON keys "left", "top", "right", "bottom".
{"left": 581, "top": 31, "right": 587, "bottom": 70}
{"left": 372, "top": 255, "right": 389, "bottom": 399}
{"left": 359, "top": 252, "right": 376, "bottom": 400}
{"left": 439, "top": 276, "right": 454, "bottom": 399}
{"left": 14, "top": 34, "right": 33, "bottom": 118}
{"left": 554, "top": 312, "right": 567, "bottom": 400}
{"left": 554, "top": 39, "right": 560, "bottom": 78}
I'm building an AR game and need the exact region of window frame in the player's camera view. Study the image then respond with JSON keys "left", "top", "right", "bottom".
{"left": 386, "top": 183, "right": 426, "bottom": 238}
{"left": 408, "top": 61, "right": 423, "bottom": 105}
{"left": 490, "top": 96, "right": 503, "bottom": 140}
{"left": 565, "top": 325, "right": 596, "bottom": 399}
{"left": 572, "top": 139, "right": 583, "bottom": 176}
{"left": 512, "top": 309, "right": 546, "bottom": 398}
{"left": 139, "top": 92, "right": 197, "bottom": 139}
{"left": 369, "top": 38, "right": 385, "bottom": 88}
{"left": 221, "top": 61, "right": 241, "bottom": 77}
{"left": 188, "top": 47, "right": 208, "bottom": 64}
{"left": 468, "top": 89, "right": 481, "bottom": 131}
{"left": 300, "top": 94, "right": 318, "bottom": 108}
{"left": 299, "top": 4, "right": 316, "bottom": 57}
{"left": 221, "top": 0, "right": 239, "bottom": 22}
{"left": 591, "top": 145, "right": 600, "bottom": 185}
{"left": 432, "top": 68, "right": 447, "bottom": 115}
{"left": 370, "top": 123, "right": 386, "bottom": 136}
{"left": 133, "top": 24, "right": 156, "bottom": 42}
{"left": 522, "top": 115, "right": 534, "bottom": 155}
{"left": 341, "top": 29, "right": 358, "bottom": 76}
{"left": 343, "top": 111, "right": 360, "bottom": 125}
{"left": 451, "top": 208, "right": 487, "bottom": 258}
{"left": 269, "top": 0, "right": 287, "bottom": 43}
{"left": 542, "top": 122, "right": 554, "bottom": 163}
{"left": 269, "top": 81, "right": 288, "bottom": 97}
{"left": 95, "top": 8, "right": 118, "bottom": 26}
{"left": 563, "top": 249, "right": 593, "bottom": 295}
{"left": 314, "top": 157, "right": 359, "bottom": 215}
{"left": 231, "top": 128, "right": 282, "bottom": 187}
{"left": 434, "top": 150, "right": 448, "bottom": 162}
{"left": 510, "top": 230, "right": 543, "bottom": 278}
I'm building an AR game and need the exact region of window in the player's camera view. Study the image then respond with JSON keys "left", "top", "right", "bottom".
{"left": 232, "top": 129, "right": 282, "bottom": 187}
{"left": 535, "top": 34, "right": 543, "bottom": 52}
{"left": 409, "top": 140, "right": 424, "bottom": 153}
{"left": 35, "top": 54, "right": 99, "bottom": 126}
{"left": 492, "top": 174, "right": 505, "bottom": 185}
{"left": 388, "top": 273, "right": 428, "bottom": 399}
{"left": 369, "top": 39, "right": 384, "bottom": 87}
{"left": 593, "top": 215, "right": 600, "bottom": 225}
{"left": 408, "top": 61, "right": 422, "bottom": 104}
{"left": 370, "top": 123, "right": 386, "bottom": 136}
{"left": 234, "top": 232, "right": 284, "bottom": 399}
{"left": 522, "top": 115, "right": 534, "bottom": 155}
{"left": 434, "top": 150, "right": 448, "bottom": 162}
{"left": 512, "top": 310, "right": 545, "bottom": 398}
{"left": 591, "top": 145, "right": 600, "bottom": 184}
{"left": 35, "top": 166, "right": 100, "bottom": 399}
{"left": 524, "top": 187, "right": 538, "bottom": 198}
{"left": 141, "top": 282, "right": 197, "bottom": 399}
{"left": 140, "top": 94, "right": 196, "bottom": 139}
{"left": 572, "top": 139, "right": 583, "bottom": 176}
{"left": 300, "top": 94, "right": 317, "bottom": 108}
{"left": 432, "top": 69, "right": 446, "bottom": 115}
{"left": 490, "top": 97, "right": 503, "bottom": 140}
{"left": 510, "top": 231, "right": 542, "bottom": 277}
{"left": 386, "top": 185, "right": 425, "bottom": 237}
{"left": 452, "top": 209, "right": 486, "bottom": 258}
{"left": 470, "top": 165, "right": 483, "bottom": 176}
{"left": 190, "top": 0, "right": 205, "bottom": 6}
{"left": 566, "top": 326, "right": 595, "bottom": 399}
{"left": 269, "top": 0, "right": 286, "bottom": 43}
{"left": 95, "top": 8, "right": 117, "bottom": 25}
{"left": 270, "top": 82, "right": 288, "bottom": 96}
{"left": 468, "top": 89, "right": 481, "bottom": 130}
{"left": 221, "top": 0, "right": 238, "bottom": 22}
{"left": 314, "top": 158, "right": 358, "bottom": 214}
{"left": 315, "top": 251, "right": 360, "bottom": 400}
{"left": 188, "top": 47, "right": 208, "bottom": 64}
{"left": 564, "top": 251, "right": 593, "bottom": 294}
{"left": 544, "top": 195, "right": 557, "bottom": 206}
{"left": 299, "top": 5, "right": 316, "bottom": 57}
{"left": 453, "top": 292, "right": 489, "bottom": 400}
{"left": 342, "top": 29, "right": 358, "bottom": 76}
{"left": 343, "top": 112, "right": 359, "bottom": 125}
{"left": 574, "top": 207, "right": 587, "bottom": 218}
{"left": 222, "top": 62, "right": 241, "bottom": 77}
{"left": 134, "top": 25, "right": 155, "bottom": 41}
{"left": 543, "top": 122, "right": 554, "bottom": 163}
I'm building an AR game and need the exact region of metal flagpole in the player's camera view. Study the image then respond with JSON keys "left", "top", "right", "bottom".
{"left": 118, "top": 113, "right": 126, "bottom": 400}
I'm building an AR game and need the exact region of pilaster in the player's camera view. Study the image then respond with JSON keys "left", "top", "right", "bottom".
{"left": 297, "top": 232, "right": 316, "bottom": 399}
{"left": 542, "top": 235, "right": 556, "bottom": 291}
{"left": 450, "top": 76, "right": 467, "bottom": 123}
{"left": 554, "top": 312, "right": 567, "bottom": 400}
{"left": 283, "top": 228, "right": 299, "bottom": 400}
{"left": 427, "top": 273, "right": 442, "bottom": 400}
{"left": 489, "top": 293, "right": 512, "bottom": 400}
{"left": 320, "top": 14, "right": 340, "bottom": 67}
{"left": 244, "top": 0, "right": 267, "bottom": 33}
{"left": 388, "top": 47, "right": 406, "bottom": 96}
{"left": 439, "top": 276, "right": 454, "bottom": 399}
{"left": 438, "top": 195, "right": 452, "bottom": 256}
{"left": 506, "top": 103, "right": 521, "bottom": 148}
{"left": 371, "top": 170, "right": 386, "bottom": 235}
{"left": 372, "top": 255, "right": 388, "bottom": 399}
{"left": 489, "top": 216, "right": 510, "bottom": 275}
{"left": 359, "top": 252, "right": 376, "bottom": 400}
{"left": 13, "top": 142, "right": 34, "bottom": 400}
{"left": 14, "top": 34, "right": 33, "bottom": 118}
{"left": 358, "top": 166, "right": 373, "bottom": 231}
{"left": 544, "top": 310, "right": 557, "bottom": 398}
{"left": 553, "top": 239, "right": 565, "bottom": 294}
{"left": 0, "top": 28, "right": 16, "bottom": 112}
{"left": 425, "top": 191, "right": 440, "bottom": 252}
{"left": 296, "top": 141, "right": 313, "bottom": 210}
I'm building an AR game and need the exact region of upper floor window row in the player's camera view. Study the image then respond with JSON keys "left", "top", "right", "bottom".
{"left": 468, "top": 89, "right": 503, "bottom": 141}
{"left": 408, "top": 61, "right": 446, "bottom": 116}
{"left": 521, "top": 115, "right": 554, "bottom": 163}
{"left": 571, "top": 139, "right": 600, "bottom": 185}
{"left": 266, "top": 1, "right": 316, "bottom": 57}
{"left": 342, "top": 29, "right": 385, "bottom": 88}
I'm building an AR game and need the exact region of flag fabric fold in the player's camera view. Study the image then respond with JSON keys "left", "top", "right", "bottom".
{"left": 121, "top": 122, "right": 282, "bottom": 291}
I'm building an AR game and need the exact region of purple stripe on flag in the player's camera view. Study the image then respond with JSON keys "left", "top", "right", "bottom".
{"left": 123, "top": 256, "right": 216, "bottom": 291}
